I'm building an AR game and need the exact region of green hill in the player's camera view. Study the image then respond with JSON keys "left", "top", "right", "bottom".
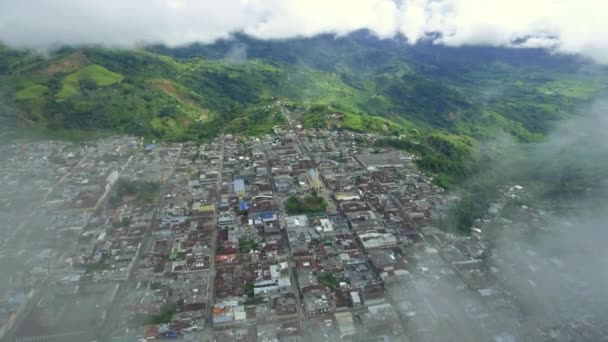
{"left": 58, "top": 64, "right": 123, "bottom": 98}
{"left": 1, "top": 34, "right": 608, "bottom": 189}
{"left": 3, "top": 40, "right": 606, "bottom": 141}
{"left": 15, "top": 82, "right": 48, "bottom": 100}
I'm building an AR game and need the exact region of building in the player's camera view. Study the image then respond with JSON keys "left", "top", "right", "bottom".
{"left": 234, "top": 179, "right": 246, "bottom": 197}
{"left": 306, "top": 169, "right": 324, "bottom": 191}
{"left": 335, "top": 311, "right": 356, "bottom": 338}
{"left": 354, "top": 153, "right": 412, "bottom": 169}
{"left": 315, "top": 218, "right": 334, "bottom": 233}
{"left": 303, "top": 288, "right": 333, "bottom": 315}
{"left": 253, "top": 263, "right": 292, "bottom": 298}
{"left": 335, "top": 192, "right": 361, "bottom": 201}
{"left": 285, "top": 215, "right": 308, "bottom": 229}
{"left": 361, "top": 285, "right": 386, "bottom": 306}
{"left": 350, "top": 291, "right": 362, "bottom": 307}
{"left": 249, "top": 197, "right": 277, "bottom": 222}
{"left": 274, "top": 175, "right": 296, "bottom": 194}
{"left": 212, "top": 302, "right": 247, "bottom": 326}
{"left": 358, "top": 232, "right": 398, "bottom": 250}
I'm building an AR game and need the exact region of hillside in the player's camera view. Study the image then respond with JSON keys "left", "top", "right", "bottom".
{"left": 153, "top": 32, "right": 608, "bottom": 137}
{"left": 1, "top": 34, "right": 608, "bottom": 190}
{"left": 2, "top": 35, "right": 606, "bottom": 142}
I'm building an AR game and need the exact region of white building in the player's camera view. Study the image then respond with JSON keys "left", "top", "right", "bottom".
{"left": 358, "top": 232, "right": 398, "bottom": 250}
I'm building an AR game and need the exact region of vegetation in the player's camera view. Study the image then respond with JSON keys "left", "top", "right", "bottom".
{"left": 285, "top": 191, "right": 327, "bottom": 214}
{"left": 244, "top": 282, "right": 254, "bottom": 298}
{"left": 15, "top": 83, "right": 48, "bottom": 100}
{"left": 58, "top": 64, "right": 123, "bottom": 98}
{"left": 239, "top": 239, "right": 258, "bottom": 253}
{"left": 301, "top": 103, "right": 409, "bottom": 135}
{"left": 2, "top": 36, "right": 605, "bottom": 144}
{"left": 317, "top": 273, "right": 340, "bottom": 290}
{"left": 85, "top": 257, "right": 108, "bottom": 274}
{"left": 108, "top": 179, "right": 160, "bottom": 208}
{"left": 375, "top": 132, "right": 479, "bottom": 189}
{"left": 148, "top": 303, "right": 179, "bottom": 324}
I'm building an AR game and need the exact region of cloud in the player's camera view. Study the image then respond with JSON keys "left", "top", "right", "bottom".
{"left": 0, "top": 0, "right": 607, "bottom": 62}
{"left": 388, "top": 99, "right": 608, "bottom": 339}
{"left": 484, "top": 101, "right": 608, "bottom": 331}
{"left": 419, "top": 0, "right": 608, "bottom": 62}
{"left": 223, "top": 43, "right": 248, "bottom": 64}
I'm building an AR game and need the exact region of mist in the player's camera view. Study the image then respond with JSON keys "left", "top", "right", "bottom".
{"left": 0, "top": 95, "right": 607, "bottom": 342}
{"left": 487, "top": 99, "right": 608, "bottom": 337}
{"left": 387, "top": 99, "right": 608, "bottom": 340}
{"left": 223, "top": 43, "right": 249, "bottom": 65}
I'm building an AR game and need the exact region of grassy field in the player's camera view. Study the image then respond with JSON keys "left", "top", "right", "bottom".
{"left": 15, "top": 83, "right": 48, "bottom": 100}
{"left": 537, "top": 79, "right": 602, "bottom": 99}
{"left": 58, "top": 64, "right": 123, "bottom": 98}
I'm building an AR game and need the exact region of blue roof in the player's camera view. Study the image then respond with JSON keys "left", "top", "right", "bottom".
{"left": 239, "top": 202, "right": 249, "bottom": 211}
{"left": 260, "top": 212, "right": 274, "bottom": 219}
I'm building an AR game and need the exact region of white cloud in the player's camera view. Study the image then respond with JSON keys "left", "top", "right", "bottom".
{"left": 245, "top": 0, "right": 399, "bottom": 39}
{"left": 0, "top": 0, "right": 606, "bottom": 62}
{"left": 418, "top": 0, "right": 608, "bottom": 61}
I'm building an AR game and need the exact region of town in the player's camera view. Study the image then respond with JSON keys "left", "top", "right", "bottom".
{"left": 0, "top": 107, "right": 606, "bottom": 342}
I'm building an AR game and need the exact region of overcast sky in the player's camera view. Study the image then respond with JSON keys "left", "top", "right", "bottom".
{"left": 1, "top": 0, "right": 606, "bottom": 61}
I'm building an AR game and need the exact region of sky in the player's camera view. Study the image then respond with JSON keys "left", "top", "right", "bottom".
{"left": 0, "top": 0, "right": 607, "bottom": 62}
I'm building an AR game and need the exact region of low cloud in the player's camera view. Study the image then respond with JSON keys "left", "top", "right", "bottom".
{"left": 388, "top": 99, "right": 608, "bottom": 340}
{"left": 0, "top": 0, "right": 607, "bottom": 62}
{"left": 224, "top": 43, "right": 248, "bottom": 64}
{"left": 492, "top": 99, "right": 608, "bottom": 317}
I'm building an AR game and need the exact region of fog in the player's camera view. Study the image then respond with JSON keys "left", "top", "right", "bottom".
{"left": 488, "top": 100, "right": 608, "bottom": 335}
{"left": 385, "top": 99, "right": 608, "bottom": 340}
{"left": 223, "top": 43, "right": 249, "bottom": 65}
{"left": 1, "top": 101, "right": 608, "bottom": 340}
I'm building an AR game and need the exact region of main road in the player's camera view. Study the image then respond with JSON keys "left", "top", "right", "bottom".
{"left": 205, "top": 137, "right": 225, "bottom": 326}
